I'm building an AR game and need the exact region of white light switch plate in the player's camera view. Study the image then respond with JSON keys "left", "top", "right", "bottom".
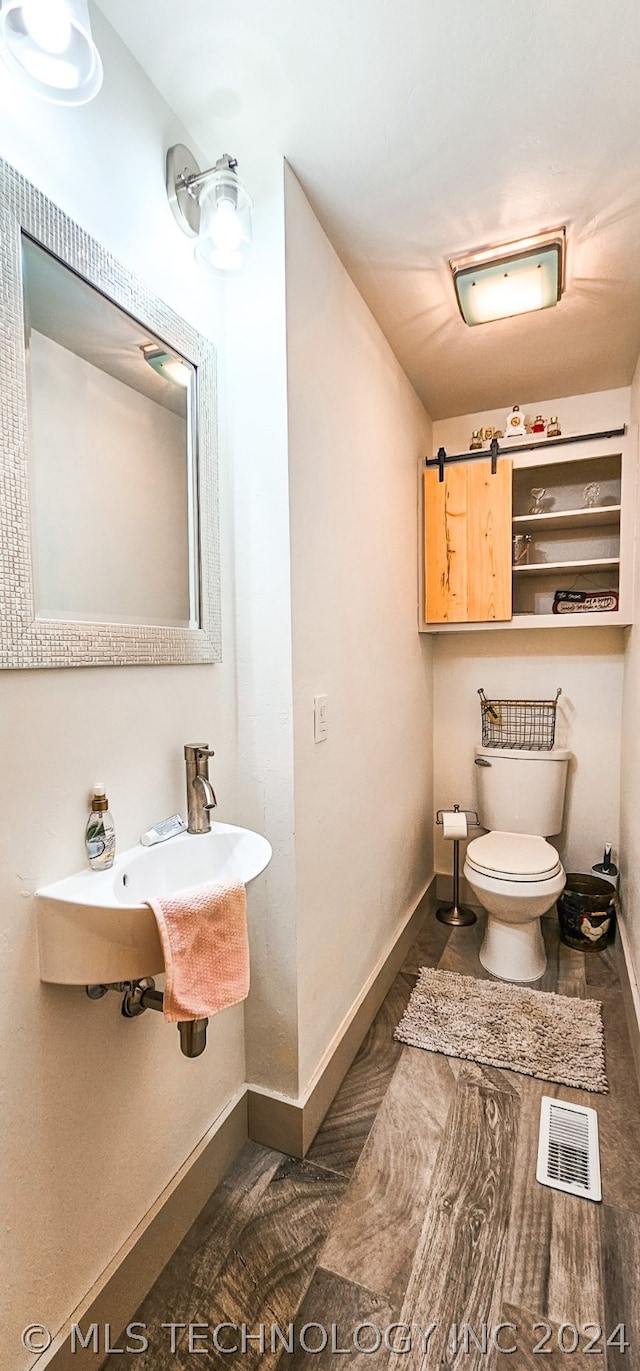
{"left": 314, "top": 694, "right": 328, "bottom": 742}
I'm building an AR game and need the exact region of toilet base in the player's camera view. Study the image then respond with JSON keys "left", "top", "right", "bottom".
{"left": 479, "top": 914, "right": 547, "bottom": 983}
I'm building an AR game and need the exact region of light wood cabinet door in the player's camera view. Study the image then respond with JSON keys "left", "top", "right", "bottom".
{"left": 424, "top": 457, "right": 512, "bottom": 623}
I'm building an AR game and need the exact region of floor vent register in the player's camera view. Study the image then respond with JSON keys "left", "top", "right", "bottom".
{"left": 536, "top": 1096, "right": 601, "bottom": 1201}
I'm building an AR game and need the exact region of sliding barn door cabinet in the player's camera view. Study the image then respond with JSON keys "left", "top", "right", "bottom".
{"left": 424, "top": 457, "right": 512, "bottom": 624}
{"left": 420, "top": 426, "right": 633, "bottom": 632}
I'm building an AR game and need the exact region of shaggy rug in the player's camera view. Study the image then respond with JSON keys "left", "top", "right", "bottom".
{"left": 395, "top": 968, "right": 608, "bottom": 1093}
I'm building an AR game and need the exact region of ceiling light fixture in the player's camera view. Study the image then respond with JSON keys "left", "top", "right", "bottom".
{"left": 141, "top": 344, "right": 192, "bottom": 389}
{"left": 450, "top": 228, "right": 566, "bottom": 327}
{"left": 0, "top": 0, "right": 103, "bottom": 105}
{"left": 166, "top": 143, "right": 253, "bottom": 276}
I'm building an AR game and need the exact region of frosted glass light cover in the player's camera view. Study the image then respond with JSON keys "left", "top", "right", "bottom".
{"left": 0, "top": 0, "right": 102, "bottom": 104}
{"left": 451, "top": 233, "right": 564, "bottom": 327}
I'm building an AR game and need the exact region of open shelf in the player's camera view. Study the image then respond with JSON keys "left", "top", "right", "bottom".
{"left": 513, "top": 455, "right": 622, "bottom": 516}
{"left": 512, "top": 557, "right": 621, "bottom": 576}
{"left": 511, "top": 611, "right": 625, "bottom": 628}
{"left": 423, "top": 610, "right": 629, "bottom": 633}
{"left": 512, "top": 505, "right": 621, "bottom": 534}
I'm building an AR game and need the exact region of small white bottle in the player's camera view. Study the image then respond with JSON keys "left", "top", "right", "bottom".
{"left": 85, "top": 784, "right": 116, "bottom": 871}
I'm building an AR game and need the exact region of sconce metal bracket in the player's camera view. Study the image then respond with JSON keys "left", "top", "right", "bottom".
{"left": 166, "top": 143, "right": 204, "bottom": 238}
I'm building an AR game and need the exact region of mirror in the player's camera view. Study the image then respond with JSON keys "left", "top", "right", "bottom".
{"left": 23, "top": 237, "right": 199, "bottom": 630}
{"left": 0, "top": 158, "right": 220, "bottom": 668}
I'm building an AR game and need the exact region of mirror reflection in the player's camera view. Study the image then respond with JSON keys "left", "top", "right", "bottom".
{"left": 22, "top": 234, "right": 200, "bottom": 629}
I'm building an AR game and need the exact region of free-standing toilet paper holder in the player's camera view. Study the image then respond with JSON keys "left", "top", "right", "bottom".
{"left": 436, "top": 805, "right": 480, "bottom": 927}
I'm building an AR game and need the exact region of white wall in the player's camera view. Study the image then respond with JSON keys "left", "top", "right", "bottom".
{"left": 0, "top": 10, "right": 265, "bottom": 1361}
{"left": 284, "top": 167, "right": 434, "bottom": 1092}
{"left": 433, "top": 629, "right": 624, "bottom": 880}
{"left": 620, "top": 360, "right": 640, "bottom": 989}
{"left": 432, "top": 390, "right": 628, "bottom": 887}
{"left": 222, "top": 163, "right": 298, "bottom": 1098}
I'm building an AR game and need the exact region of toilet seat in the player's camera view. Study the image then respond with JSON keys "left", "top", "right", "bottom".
{"left": 466, "top": 830, "right": 562, "bottom": 884}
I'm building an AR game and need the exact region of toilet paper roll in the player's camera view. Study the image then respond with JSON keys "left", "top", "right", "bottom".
{"left": 441, "top": 810, "right": 468, "bottom": 840}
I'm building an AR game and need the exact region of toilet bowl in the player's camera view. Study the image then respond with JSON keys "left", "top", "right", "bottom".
{"left": 464, "top": 830, "right": 566, "bottom": 982}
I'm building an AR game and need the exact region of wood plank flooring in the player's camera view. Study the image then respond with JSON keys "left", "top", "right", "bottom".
{"left": 103, "top": 908, "right": 640, "bottom": 1371}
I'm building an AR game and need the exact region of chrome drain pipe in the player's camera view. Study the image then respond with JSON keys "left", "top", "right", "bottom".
{"left": 120, "top": 979, "right": 162, "bottom": 1017}
{"left": 86, "top": 980, "right": 208, "bottom": 1057}
{"left": 177, "top": 1018, "right": 208, "bottom": 1057}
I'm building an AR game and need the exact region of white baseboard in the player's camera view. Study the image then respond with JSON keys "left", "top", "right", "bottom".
{"left": 616, "top": 915, "right": 640, "bottom": 1089}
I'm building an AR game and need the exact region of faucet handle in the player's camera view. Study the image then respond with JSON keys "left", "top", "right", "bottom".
{"left": 184, "top": 743, "right": 215, "bottom": 761}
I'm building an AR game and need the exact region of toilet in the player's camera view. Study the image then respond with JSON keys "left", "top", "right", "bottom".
{"left": 463, "top": 745, "right": 571, "bottom": 982}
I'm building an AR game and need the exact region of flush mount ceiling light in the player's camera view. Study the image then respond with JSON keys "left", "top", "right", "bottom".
{"left": 141, "top": 344, "right": 192, "bottom": 388}
{"left": 450, "top": 228, "right": 566, "bottom": 327}
{"left": 166, "top": 143, "right": 253, "bottom": 277}
{"left": 0, "top": 0, "right": 103, "bottom": 105}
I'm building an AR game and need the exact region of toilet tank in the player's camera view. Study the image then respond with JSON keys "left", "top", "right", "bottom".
{"left": 474, "top": 746, "right": 571, "bottom": 836}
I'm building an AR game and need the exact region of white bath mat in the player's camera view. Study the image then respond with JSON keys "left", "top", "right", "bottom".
{"left": 395, "top": 968, "right": 608, "bottom": 1094}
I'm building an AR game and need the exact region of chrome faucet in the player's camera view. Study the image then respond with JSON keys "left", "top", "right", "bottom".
{"left": 184, "top": 744, "right": 217, "bottom": 834}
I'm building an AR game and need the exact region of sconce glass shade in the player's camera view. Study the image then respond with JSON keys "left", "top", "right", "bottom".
{"left": 195, "top": 167, "right": 253, "bottom": 276}
{"left": 0, "top": 0, "right": 103, "bottom": 105}
{"left": 450, "top": 229, "right": 565, "bottom": 326}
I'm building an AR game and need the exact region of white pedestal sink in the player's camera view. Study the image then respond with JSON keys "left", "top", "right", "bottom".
{"left": 36, "top": 822, "right": 272, "bottom": 985}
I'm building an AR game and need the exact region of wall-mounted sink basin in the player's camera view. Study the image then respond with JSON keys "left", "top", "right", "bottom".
{"left": 36, "top": 822, "right": 272, "bottom": 986}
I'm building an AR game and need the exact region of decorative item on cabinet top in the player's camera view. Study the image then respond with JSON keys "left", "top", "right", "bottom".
{"left": 425, "top": 424, "right": 626, "bottom": 483}
{"left": 505, "top": 404, "right": 526, "bottom": 438}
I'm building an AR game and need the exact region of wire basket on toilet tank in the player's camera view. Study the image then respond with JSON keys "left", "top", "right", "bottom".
{"left": 478, "top": 688, "right": 562, "bottom": 751}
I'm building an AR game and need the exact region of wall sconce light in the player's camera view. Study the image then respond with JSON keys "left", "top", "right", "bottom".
{"left": 450, "top": 228, "right": 566, "bottom": 327}
{"left": 166, "top": 143, "right": 253, "bottom": 276}
{"left": 141, "top": 344, "right": 192, "bottom": 389}
{"left": 0, "top": 0, "right": 103, "bottom": 105}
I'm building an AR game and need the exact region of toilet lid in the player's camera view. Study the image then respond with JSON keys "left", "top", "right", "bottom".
{"left": 466, "top": 831, "right": 562, "bottom": 881}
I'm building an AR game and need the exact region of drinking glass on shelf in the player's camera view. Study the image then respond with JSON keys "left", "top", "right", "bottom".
{"left": 512, "top": 534, "right": 532, "bottom": 565}
{"left": 529, "top": 487, "right": 546, "bottom": 515}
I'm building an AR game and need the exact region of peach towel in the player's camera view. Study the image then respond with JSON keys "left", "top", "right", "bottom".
{"left": 146, "top": 880, "right": 249, "bottom": 1022}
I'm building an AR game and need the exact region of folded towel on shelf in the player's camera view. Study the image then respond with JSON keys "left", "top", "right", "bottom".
{"left": 146, "top": 879, "right": 249, "bottom": 1022}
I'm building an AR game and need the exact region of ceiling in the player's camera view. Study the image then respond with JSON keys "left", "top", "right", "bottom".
{"left": 98, "top": 0, "right": 640, "bottom": 419}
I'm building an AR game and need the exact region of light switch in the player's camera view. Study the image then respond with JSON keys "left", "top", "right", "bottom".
{"left": 314, "top": 694, "right": 328, "bottom": 743}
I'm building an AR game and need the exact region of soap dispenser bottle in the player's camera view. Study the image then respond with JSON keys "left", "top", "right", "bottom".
{"left": 85, "top": 784, "right": 116, "bottom": 871}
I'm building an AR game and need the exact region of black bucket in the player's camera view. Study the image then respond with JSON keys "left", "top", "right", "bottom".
{"left": 557, "top": 874, "right": 616, "bottom": 952}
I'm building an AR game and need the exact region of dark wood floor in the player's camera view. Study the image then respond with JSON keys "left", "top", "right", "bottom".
{"left": 103, "top": 906, "right": 640, "bottom": 1370}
